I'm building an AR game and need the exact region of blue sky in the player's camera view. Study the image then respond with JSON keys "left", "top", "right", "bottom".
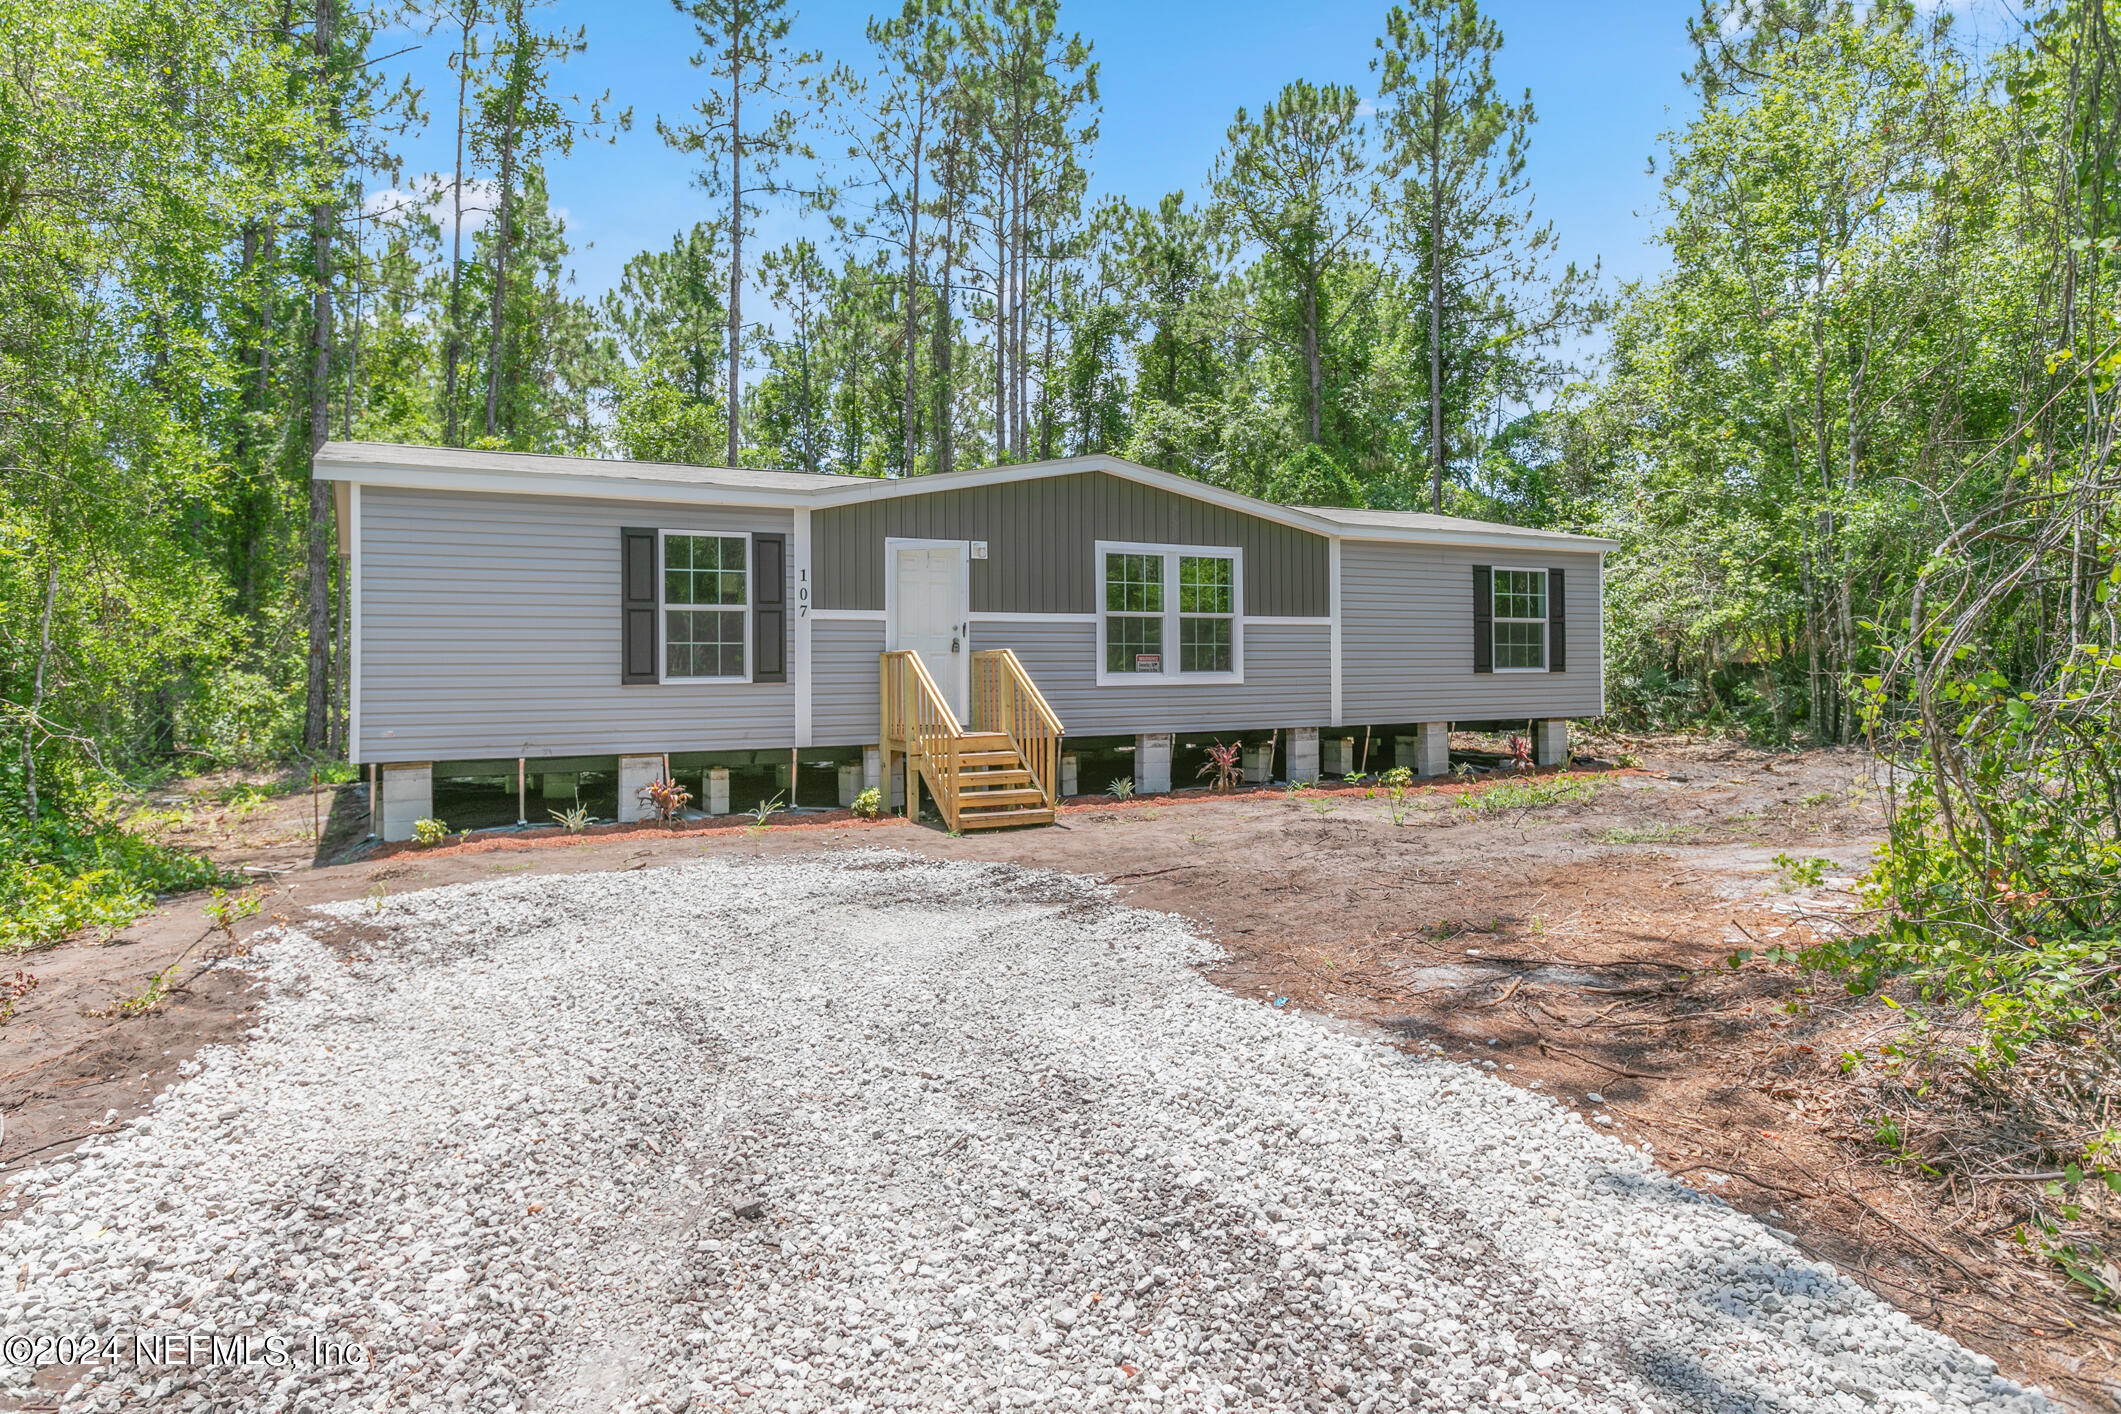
{"left": 373, "top": 0, "right": 1706, "bottom": 316}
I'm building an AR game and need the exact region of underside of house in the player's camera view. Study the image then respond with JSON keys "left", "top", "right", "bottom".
{"left": 315, "top": 443, "right": 1615, "bottom": 840}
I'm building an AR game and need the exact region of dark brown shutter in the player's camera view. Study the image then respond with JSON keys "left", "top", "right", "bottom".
{"left": 1547, "top": 567, "right": 1567, "bottom": 672}
{"left": 1472, "top": 564, "right": 1493, "bottom": 674}
{"left": 752, "top": 533, "right": 787, "bottom": 683}
{"left": 621, "top": 527, "right": 658, "bottom": 684}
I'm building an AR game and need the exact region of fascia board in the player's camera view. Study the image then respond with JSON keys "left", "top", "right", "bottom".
{"left": 311, "top": 458, "right": 833, "bottom": 510}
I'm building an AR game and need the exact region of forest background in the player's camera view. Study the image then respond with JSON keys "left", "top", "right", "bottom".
{"left": 4, "top": 0, "right": 2121, "bottom": 1115}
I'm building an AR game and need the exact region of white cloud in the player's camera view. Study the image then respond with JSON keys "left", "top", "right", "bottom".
{"left": 360, "top": 174, "right": 501, "bottom": 239}
{"left": 360, "top": 175, "right": 570, "bottom": 239}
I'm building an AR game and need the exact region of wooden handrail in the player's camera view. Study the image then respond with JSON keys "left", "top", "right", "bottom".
{"left": 879, "top": 649, "right": 965, "bottom": 828}
{"left": 970, "top": 648, "right": 1066, "bottom": 807}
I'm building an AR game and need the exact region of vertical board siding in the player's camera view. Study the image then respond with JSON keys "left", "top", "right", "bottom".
{"left": 815, "top": 471, "right": 1330, "bottom": 617}
{"left": 358, "top": 488, "right": 794, "bottom": 762}
{"left": 968, "top": 621, "right": 1332, "bottom": 736}
{"left": 1341, "top": 542, "right": 1604, "bottom": 721}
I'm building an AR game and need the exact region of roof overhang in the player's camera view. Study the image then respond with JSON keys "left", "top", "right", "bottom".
{"left": 312, "top": 444, "right": 1618, "bottom": 553}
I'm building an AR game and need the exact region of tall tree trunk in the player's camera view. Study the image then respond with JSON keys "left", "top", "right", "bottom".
{"left": 482, "top": 108, "right": 518, "bottom": 438}
{"left": 1040, "top": 308, "right": 1054, "bottom": 458}
{"left": 304, "top": 0, "right": 337, "bottom": 755}
{"left": 21, "top": 553, "right": 58, "bottom": 820}
{"left": 727, "top": 48, "right": 743, "bottom": 467}
{"left": 443, "top": 6, "right": 476, "bottom": 447}
{"left": 1303, "top": 274, "right": 1322, "bottom": 444}
{"left": 937, "top": 179, "right": 955, "bottom": 474}
{"left": 903, "top": 99, "right": 924, "bottom": 477}
{"left": 1427, "top": 111, "right": 1445, "bottom": 513}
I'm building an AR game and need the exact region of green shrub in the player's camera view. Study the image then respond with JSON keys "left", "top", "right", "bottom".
{"left": 1456, "top": 776, "right": 1597, "bottom": 815}
{"left": 0, "top": 814, "right": 224, "bottom": 951}
{"left": 850, "top": 786, "right": 882, "bottom": 818}
{"left": 411, "top": 817, "right": 449, "bottom": 846}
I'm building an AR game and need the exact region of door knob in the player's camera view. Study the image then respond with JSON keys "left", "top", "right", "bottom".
{"left": 951, "top": 637, "right": 961, "bottom": 653}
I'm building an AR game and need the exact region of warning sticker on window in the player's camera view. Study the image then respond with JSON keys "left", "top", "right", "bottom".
{"left": 1134, "top": 653, "right": 1161, "bottom": 672}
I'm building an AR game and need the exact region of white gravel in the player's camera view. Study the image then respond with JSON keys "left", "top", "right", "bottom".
{"left": 0, "top": 852, "right": 2052, "bottom": 1414}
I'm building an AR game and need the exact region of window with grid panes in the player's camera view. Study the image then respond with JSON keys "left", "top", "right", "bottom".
{"left": 664, "top": 534, "right": 748, "bottom": 679}
{"left": 1492, "top": 568, "right": 1546, "bottom": 670}
{"left": 1103, "top": 552, "right": 1163, "bottom": 673}
{"left": 1178, "top": 555, "right": 1234, "bottom": 673}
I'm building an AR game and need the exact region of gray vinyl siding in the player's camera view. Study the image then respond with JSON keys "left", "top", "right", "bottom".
{"left": 1341, "top": 541, "right": 1603, "bottom": 722}
{"left": 357, "top": 487, "right": 793, "bottom": 762}
{"left": 811, "top": 618, "right": 886, "bottom": 745}
{"left": 967, "top": 620, "right": 1331, "bottom": 736}
{"left": 814, "top": 472, "right": 1329, "bottom": 618}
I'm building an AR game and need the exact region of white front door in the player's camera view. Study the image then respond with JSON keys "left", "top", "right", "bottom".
{"left": 889, "top": 542, "right": 968, "bottom": 721}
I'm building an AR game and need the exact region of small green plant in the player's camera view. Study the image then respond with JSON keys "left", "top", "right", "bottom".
{"left": 639, "top": 776, "right": 693, "bottom": 826}
{"left": 365, "top": 883, "right": 389, "bottom": 916}
{"left": 1452, "top": 760, "right": 1476, "bottom": 781}
{"left": 850, "top": 786, "right": 882, "bottom": 818}
{"left": 1377, "top": 766, "right": 1417, "bottom": 826}
{"left": 1344, "top": 772, "right": 1370, "bottom": 786}
{"left": 1615, "top": 751, "right": 1644, "bottom": 769}
{"left": 1310, "top": 799, "right": 1335, "bottom": 816}
{"left": 1198, "top": 741, "right": 1242, "bottom": 793}
{"left": 1106, "top": 776, "right": 1135, "bottom": 800}
{"left": 113, "top": 963, "right": 181, "bottom": 1017}
{"left": 1772, "top": 852, "right": 1830, "bottom": 889}
{"left": 202, "top": 887, "right": 261, "bottom": 935}
{"left": 751, "top": 793, "right": 784, "bottom": 826}
{"left": 410, "top": 818, "right": 450, "bottom": 847}
{"left": 0, "top": 970, "right": 39, "bottom": 1026}
{"left": 220, "top": 785, "right": 271, "bottom": 819}
{"left": 1799, "top": 791, "right": 1833, "bottom": 809}
{"left": 550, "top": 802, "right": 591, "bottom": 832}
{"left": 1456, "top": 776, "right": 1597, "bottom": 816}
{"left": 1596, "top": 823, "right": 1699, "bottom": 845}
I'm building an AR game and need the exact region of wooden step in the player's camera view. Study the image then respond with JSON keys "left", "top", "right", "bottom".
{"left": 958, "top": 785, "right": 1049, "bottom": 808}
{"left": 956, "top": 750, "right": 1020, "bottom": 768}
{"left": 960, "top": 766, "right": 1034, "bottom": 786}
{"left": 955, "top": 732, "right": 1015, "bottom": 750}
{"left": 955, "top": 806, "right": 1055, "bottom": 830}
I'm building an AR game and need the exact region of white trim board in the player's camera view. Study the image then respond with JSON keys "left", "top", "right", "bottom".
{"left": 793, "top": 507, "right": 813, "bottom": 748}
{"left": 1328, "top": 537, "right": 1343, "bottom": 728}
{"left": 311, "top": 444, "right": 1619, "bottom": 554}
{"left": 810, "top": 607, "right": 887, "bottom": 622}
{"left": 969, "top": 611, "right": 1098, "bottom": 624}
{"left": 348, "top": 483, "right": 362, "bottom": 765}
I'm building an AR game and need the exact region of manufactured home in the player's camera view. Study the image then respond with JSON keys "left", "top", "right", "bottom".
{"left": 315, "top": 442, "right": 1615, "bottom": 840}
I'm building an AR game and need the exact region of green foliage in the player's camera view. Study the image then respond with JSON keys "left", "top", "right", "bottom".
{"left": 849, "top": 786, "right": 882, "bottom": 819}
{"left": 1772, "top": 853, "right": 1830, "bottom": 890}
{"left": 0, "top": 815, "right": 223, "bottom": 952}
{"left": 1265, "top": 445, "right": 1366, "bottom": 508}
{"left": 549, "top": 803, "right": 591, "bottom": 832}
{"left": 410, "top": 817, "right": 450, "bottom": 846}
{"left": 1455, "top": 776, "right": 1596, "bottom": 815}
{"left": 1106, "top": 776, "right": 1135, "bottom": 800}
{"left": 1597, "top": 822, "right": 1698, "bottom": 844}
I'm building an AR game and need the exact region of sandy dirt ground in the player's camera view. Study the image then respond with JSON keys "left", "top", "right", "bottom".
{"left": 2, "top": 739, "right": 2115, "bottom": 1410}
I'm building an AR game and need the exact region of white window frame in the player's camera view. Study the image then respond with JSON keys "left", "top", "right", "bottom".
{"left": 1094, "top": 540, "right": 1244, "bottom": 687}
{"left": 658, "top": 528, "right": 753, "bottom": 684}
{"left": 1491, "top": 565, "right": 1548, "bottom": 673}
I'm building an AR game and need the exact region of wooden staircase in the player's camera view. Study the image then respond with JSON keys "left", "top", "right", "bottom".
{"left": 880, "top": 649, "right": 1065, "bottom": 831}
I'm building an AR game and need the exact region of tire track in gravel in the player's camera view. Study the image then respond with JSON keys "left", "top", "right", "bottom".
{"left": 0, "top": 852, "right": 2056, "bottom": 1414}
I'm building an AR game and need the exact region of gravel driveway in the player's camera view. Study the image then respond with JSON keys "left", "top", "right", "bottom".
{"left": 0, "top": 853, "right": 2049, "bottom": 1413}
